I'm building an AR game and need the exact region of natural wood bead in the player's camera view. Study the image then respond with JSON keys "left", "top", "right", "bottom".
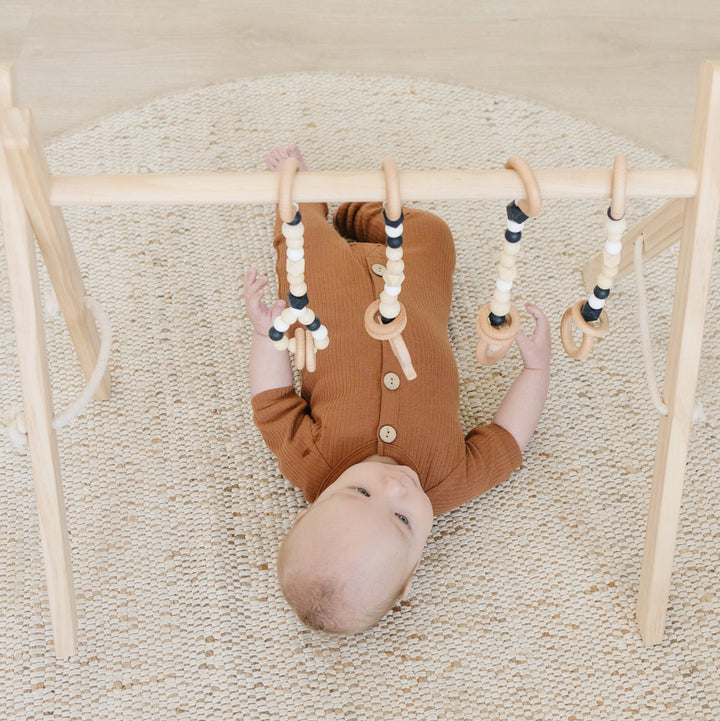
{"left": 491, "top": 300, "right": 512, "bottom": 316}
{"left": 497, "top": 264, "right": 517, "bottom": 283}
{"left": 502, "top": 240, "right": 522, "bottom": 256}
{"left": 286, "top": 235, "right": 304, "bottom": 250}
{"left": 386, "top": 272, "right": 405, "bottom": 287}
{"left": 315, "top": 335, "right": 330, "bottom": 350}
{"left": 385, "top": 247, "right": 404, "bottom": 261}
{"left": 386, "top": 259, "right": 405, "bottom": 274}
{"left": 282, "top": 221, "right": 305, "bottom": 239}
{"left": 287, "top": 272, "right": 305, "bottom": 286}
{"left": 273, "top": 336, "right": 289, "bottom": 351}
{"left": 286, "top": 258, "right": 305, "bottom": 275}
{"left": 379, "top": 300, "right": 401, "bottom": 318}
{"left": 280, "top": 307, "right": 298, "bottom": 326}
{"left": 603, "top": 251, "right": 622, "bottom": 268}
{"left": 499, "top": 250, "right": 518, "bottom": 269}
{"left": 289, "top": 282, "right": 307, "bottom": 297}
{"left": 597, "top": 273, "right": 615, "bottom": 289}
{"left": 298, "top": 307, "right": 315, "bottom": 325}
{"left": 493, "top": 289, "right": 512, "bottom": 305}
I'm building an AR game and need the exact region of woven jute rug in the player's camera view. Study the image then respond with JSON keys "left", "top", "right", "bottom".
{"left": 1, "top": 73, "right": 718, "bottom": 720}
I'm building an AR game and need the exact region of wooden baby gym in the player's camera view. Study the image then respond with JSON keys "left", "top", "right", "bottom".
{"left": 1, "top": 60, "right": 719, "bottom": 658}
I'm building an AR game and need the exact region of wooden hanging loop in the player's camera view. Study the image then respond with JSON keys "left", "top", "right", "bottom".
{"left": 505, "top": 155, "right": 543, "bottom": 217}
{"left": 382, "top": 157, "right": 402, "bottom": 221}
{"left": 278, "top": 156, "right": 299, "bottom": 223}
{"left": 561, "top": 155, "right": 627, "bottom": 359}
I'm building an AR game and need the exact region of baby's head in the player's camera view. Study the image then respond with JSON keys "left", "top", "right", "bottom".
{"left": 277, "top": 457, "right": 434, "bottom": 634}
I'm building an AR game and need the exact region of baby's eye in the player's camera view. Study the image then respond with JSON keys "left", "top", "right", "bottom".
{"left": 356, "top": 488, "right": 370, "bottom": 497}
{"left": 395, "top": 513, "right": 410, "bottom": 525}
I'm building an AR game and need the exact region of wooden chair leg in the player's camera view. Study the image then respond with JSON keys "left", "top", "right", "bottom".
{"left": 2, "top": 106, "right": 110, "bottom": 400}
{"left": 636, "top": 60, "right": 720, "bottom": 645}
{"left": 1, "top": 143, "right": 78, "bottom": 658}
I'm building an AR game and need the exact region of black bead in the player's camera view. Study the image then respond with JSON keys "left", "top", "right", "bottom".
{"left": 386, "top": 234, "right": 404, "bottom": 249}
{"left": 288, "top": 292, "right": 309, "bottom": 309}
{"left": 306, "top": 317, "right": 321, "bottom": 332}
{"left": 580, "top": 302, "right": 602, "bottom": 323}
{"left": 489, "top": 312, "right": 506, "bottom": 327}
{"left": 506, "top": 201, "right": 529, "bottom": 225}
{"left": 288, "top": 209, "right": 302, "bottom": 226}
{"left": 505, "top": 229, "right": 522, "bottom": 243}
{"left": 607, "top": 206, "right": 624, "bottom": 222}
{"left": 594, "top": 285, "right": 611, "bottom": 299}
{"left": 380, "top": 314, "right": 394, "bottom": 324}
{"left": 269, "top": 327, "right": 284, "bottom": 341}
{"left": 382, "top": 208, "right": 404, "bottom": 227}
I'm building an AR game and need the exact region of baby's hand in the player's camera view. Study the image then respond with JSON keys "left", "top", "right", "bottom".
{"left": 243, "top": 268, "right": 286, "bottom": 336}
{"left": 515, "top": 302, "right": 551, "bottom": 371}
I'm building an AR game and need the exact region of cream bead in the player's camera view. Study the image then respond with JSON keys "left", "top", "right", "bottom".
{"left": 298, "top": 307, "right": 315, "bottom": 325}
{"left": 385, "top": 246, "right": 404, "bottom": 261}
{"left": 289, "top": 282, "right": 307, "bottom": 297}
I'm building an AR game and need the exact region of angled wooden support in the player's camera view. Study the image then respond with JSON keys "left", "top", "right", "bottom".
{"left": 2, "top": 106, "right": 110, "bottom": 400}
{"left": 636, "top": 60, "right": 720, "bottom": 644}
{"left": 0, "top": 118, "right": 78, "bottom": 657}
{"left": 582, "top": 197, "right": 687, "bottom": 292}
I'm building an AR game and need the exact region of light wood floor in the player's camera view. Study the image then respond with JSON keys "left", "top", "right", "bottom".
{"left": 2, "top": 1, "right": 720, "bottom": 164}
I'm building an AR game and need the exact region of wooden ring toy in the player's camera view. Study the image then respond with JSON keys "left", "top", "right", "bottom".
{"left": 475, "top": 302, "right": 521, "bottom": 365}
{"left": 560, "top": 300, "right": 610, "bottom": 360}
{"left": 505, "top": 156, "right": 542, "bottom": 218}
{"left": 364, "top": 299, "right": 407, "bottom": 340}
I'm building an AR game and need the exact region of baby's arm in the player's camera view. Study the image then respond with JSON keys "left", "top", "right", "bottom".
{"left": 492, "top": 302, "right": 551, "bottom": 452}
{"left": 243, "top": 268, "right": 293, "bottom": 397}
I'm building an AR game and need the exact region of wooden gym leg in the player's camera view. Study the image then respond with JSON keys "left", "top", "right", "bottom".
{"left": 1, "top": 101, "right": 110, "bottom": 400}
{"left": 1, "top": 130, "right": 78, "bottom": 658}
{"left": 636, "top": 60, "right": 720, "bottom": 645}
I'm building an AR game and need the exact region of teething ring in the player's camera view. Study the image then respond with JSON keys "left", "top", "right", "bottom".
{"left": 505, "top": 156, "right": 542, "bottom": 218}
{"left": 475, "top": 303, "right": 521, "bottom": 365}
{"left": 364, "top": 299, "right": 407, "bottom": 340}
{"left": 560, "top": 300, "right": 610, "bottom": 360}
{"left": 278, "top": 156, "right": 300, "bottom": 223}
{"left": 364, "top": 300, "right": 416, "bottom": 379}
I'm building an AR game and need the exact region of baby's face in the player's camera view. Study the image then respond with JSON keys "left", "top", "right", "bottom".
{"left": 293, "top": 458, "right": 434, "bottom": 597}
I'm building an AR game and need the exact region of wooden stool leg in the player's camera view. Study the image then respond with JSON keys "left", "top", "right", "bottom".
{"left": 1, "top": 146, "right": 77, "bottom": 657}
{"left": 2, "top": 106, "right": 110, "bottom": 400}
{"left": 636, "top": 60, "right": 720, "bottom": 645}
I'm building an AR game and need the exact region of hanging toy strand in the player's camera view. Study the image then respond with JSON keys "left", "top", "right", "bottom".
{"left": 561, "top": 155, "right": 627, "bottom": 359}
{"left": 476, "top": 155, "right": 542, "bottom": 365}
{"left": 363, "top": 157, "right": 417, "bottom": 381}
{"left": 268, "top": 156, "right": 329, "bottom": 371}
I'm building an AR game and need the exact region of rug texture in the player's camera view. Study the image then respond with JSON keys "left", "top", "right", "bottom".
{"left": 1, "top": 73, "right": 719, "bottom": 720}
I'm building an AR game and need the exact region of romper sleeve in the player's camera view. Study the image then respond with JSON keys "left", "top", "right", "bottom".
{"left": 424, "top": 422, "right": 523, "bottom": 515}
{"left": 251, "top": 386, "right": 331, "bottom": 502}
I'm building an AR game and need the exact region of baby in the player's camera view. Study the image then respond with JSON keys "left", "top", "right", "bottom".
{"left": 244, "top": 145, "right": 551, "bottom": 634}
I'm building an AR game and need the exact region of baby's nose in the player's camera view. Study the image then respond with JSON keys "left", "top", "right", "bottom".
{"left": 383, "top": 475, "right": 408, "bottom": 495}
